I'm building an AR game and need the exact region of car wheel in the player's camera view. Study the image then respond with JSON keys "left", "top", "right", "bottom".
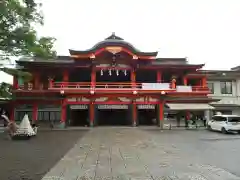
{"left": 221, "top": 127, "right": 227, "bottom": 134}
{"left": 207, "top": 125, "right": 212, "bottom": 130}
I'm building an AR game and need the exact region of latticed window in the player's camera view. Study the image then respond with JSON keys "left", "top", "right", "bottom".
{"left": 15, "top": 111, "right": 32, "bottom": 121}
{"left": 38, "top": 111, "right": 60, "bottom": 121}
{"left": 220, "top": 81, "right": 232, "bottom": 94}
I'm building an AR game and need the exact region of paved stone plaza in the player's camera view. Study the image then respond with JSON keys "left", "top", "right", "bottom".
{"left": 0, "top": 130, "right": 88, "bottom": 180}
{"left": 42, "top": 128, "right": 240, "bottom": 180}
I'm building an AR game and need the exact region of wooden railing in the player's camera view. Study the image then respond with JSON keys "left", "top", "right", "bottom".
{"left": 16, "top": 82, "right": 210, "bottom": 93}
{"left": 192, "top": 86, "right": 210, "bottom": 92}
{"left": 50, "top": 82, "right": 209, "bottom": 92}
{"left": 52, "top": 82, "right": 139, "bottom": 89}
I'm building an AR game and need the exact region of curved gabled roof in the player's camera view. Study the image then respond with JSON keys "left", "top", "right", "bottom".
{"left": 69, "top": 33, "right": 158, "bottom": 57}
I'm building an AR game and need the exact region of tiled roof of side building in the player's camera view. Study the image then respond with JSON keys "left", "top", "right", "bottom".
{"left": 200, "top": 64, "right": 240, "bottom": 73}
{"left": 231, "top": 65, "right": 240, "bottom": 71}
{"left": 197, "top": 69, "right": 240, "bottom": 78}
{"left": 200, "top": 69, "right": 240, "bottom": 74}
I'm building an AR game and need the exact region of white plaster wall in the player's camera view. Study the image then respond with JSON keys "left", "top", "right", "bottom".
{"left": 208, "top": 79, "right": 240, "bottom": 115}
{"left": 208, "top": 80, "right": 240, "bottom": 105}
{"left": 232, "top": 109, "right": 240, "bottom": 115}
{"left": 236, "top": 79, "right": 240, "bottom": 97}
{"left": 208, "top": 80, "right": 237, "bottom": 96}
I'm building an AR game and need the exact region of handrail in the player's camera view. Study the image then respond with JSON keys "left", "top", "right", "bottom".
{"left": 51, "top": 82, "right": 210, "bottom": 92}
{"left": 16, "top": 82, "right": 210, "bottom": 92}
{"left": 54, "top": 82, "right": 141, "bottom": 85}
{"left": 53, "top": 82, "right": 139, "bottom": 89}
{"left": 192, "top": 86, "right": 209, "bottom": 92}
{"left": 53, "top": 80, "right": 169, "bottom": 85}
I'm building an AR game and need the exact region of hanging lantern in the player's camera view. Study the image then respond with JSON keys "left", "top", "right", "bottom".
{"left": 116, "top": 70, "right": 119, "bottom": 76}
{"left": 28, "top": 83, "right": 33, "bottom": 90}
{"left": 101, "top": 69, "right": 103, "bottom": 76}
{"left": 109, "top": 69, "right": 112, "bottom": 76}
{"left": 133, "top": 90, "right": 137, "bottom": 94}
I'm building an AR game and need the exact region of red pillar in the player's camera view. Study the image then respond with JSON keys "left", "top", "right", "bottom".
{"left": 33, "top": 103, "right": 38, "bottom": 121}
{"left": 202, "top": 77, "right": 207, "bottom": 87}
{"left": 13, "top": 76, "right": 18, "bottom": 89}
{"left": 91, "top": 68, "right": 96, "bottom": 88}
{"left": 132, "top": 102, "right": 137, "bottom": 126}
{"left": 131, "top": 69, "right": 136, "bottom": 88}
{"left": 157, "top": 71, "right": 162, "bottom": 83}
{"left": 89, "top": 102, "right": 94, "bottom": 127}
{"left": 34, "top": 73, "right": 40, "bottom": 89}
{"left": 48, "top": 78, "right": 53, "bottom": 88}
{"left": 63, "top": 70, "right": 69, "bottom": 88}
{"left": 63, "top": 70, "right": 69, "bottom": 81}
{"left": 10, "top": 103, "right": 15, "bottom": 121}
{"left": 61, "top": 99, "right": 67, "bottom": 125}
{"left": 159, "top": 101, "right": 164, "bottom": 128}
{"left": 183, "top": 77, "right": 187, "bottom": 85}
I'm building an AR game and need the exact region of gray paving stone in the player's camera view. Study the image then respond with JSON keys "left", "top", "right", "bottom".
{"left": 42, "top": 128, "right": 240, "bottom": 180}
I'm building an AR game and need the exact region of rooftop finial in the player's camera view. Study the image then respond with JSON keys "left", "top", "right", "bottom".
{"left": 105, "top": 32, "right": 123, "bottom": 40}
{"left": 112, "top": 32, "right": 116, "bottom": 39}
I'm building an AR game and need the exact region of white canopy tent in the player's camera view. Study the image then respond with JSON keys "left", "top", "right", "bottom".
{"left": 14, "top": 114, "right": 36, "bottom": 136}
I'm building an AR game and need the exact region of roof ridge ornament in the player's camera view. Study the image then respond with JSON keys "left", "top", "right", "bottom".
{"left": 105, "top": 33, "right": 124, "bottom": 40}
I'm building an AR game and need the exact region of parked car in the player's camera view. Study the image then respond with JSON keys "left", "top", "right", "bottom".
{"left": 207, "top": 115, "right": 240, "bottom": 134}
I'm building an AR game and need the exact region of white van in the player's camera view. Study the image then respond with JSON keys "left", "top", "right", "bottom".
{"left": 207, "top": 115, "right": 240, "bottom": 134}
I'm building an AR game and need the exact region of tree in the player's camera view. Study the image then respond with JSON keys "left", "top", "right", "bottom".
{"left": 0, "top": 82, "right": 12, "bottom": 99}
{"left": 0, "top": 0, "right": 56, "bottom": 60}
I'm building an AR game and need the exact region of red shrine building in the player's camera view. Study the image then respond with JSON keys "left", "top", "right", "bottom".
{"left": 11, "top": 33, "right": 215, "bottom": 128}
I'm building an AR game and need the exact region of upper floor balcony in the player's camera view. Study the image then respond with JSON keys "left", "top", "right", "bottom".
{"left": 15, "top": 81, "right": 210, "bottom": 94}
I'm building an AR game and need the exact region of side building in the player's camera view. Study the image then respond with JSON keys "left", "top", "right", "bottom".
{"left": 204, "top": 67, "right": 240, "bottom": 115}
{"left": 203, "top": 67, "right": 240, "bottom": 115}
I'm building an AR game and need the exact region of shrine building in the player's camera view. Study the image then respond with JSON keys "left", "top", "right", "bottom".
{"left": 11, "top": 33, "right": 216, "bottom": 128}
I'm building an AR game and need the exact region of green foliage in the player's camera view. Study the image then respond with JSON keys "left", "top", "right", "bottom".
{"left": 0, "top": 82, "right": 12, "bottom": 99}
{"left": 1, "top": 67, "right": 32, "bottom": 81}
{"left": 0, "top": 0, "right": 56, "bottom": 59}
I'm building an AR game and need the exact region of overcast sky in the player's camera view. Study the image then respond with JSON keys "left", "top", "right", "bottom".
{"left": 2, "top": 0, "right": 240, "bottom": 83}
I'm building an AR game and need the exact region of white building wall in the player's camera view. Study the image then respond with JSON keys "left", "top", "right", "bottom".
{"left": 232, "top": 109, "right": 240, "bottom": 115}
{"left": 236, "top": 79, "right": 240, "bottom": 96}
{"left": 207, "top": 79, "right": 240, "bottom": 115}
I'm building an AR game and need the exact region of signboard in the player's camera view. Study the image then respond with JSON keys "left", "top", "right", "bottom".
{"left": 176, "top": 86, "right": 192, "bottom": 92}
{"left": 70, "top": 105, "right": 88, "bottom": 110}
{"left": 141, "top": 83, "right": 170, "bottom": 90}
{"left": 67, "top": 97, "right": 90, "bottom": 102}
{"left": 98, "top": 105, "right": 128, "bottom": 109}
{"left": 137, "top": 105, "right": 155, "bottom": 109}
